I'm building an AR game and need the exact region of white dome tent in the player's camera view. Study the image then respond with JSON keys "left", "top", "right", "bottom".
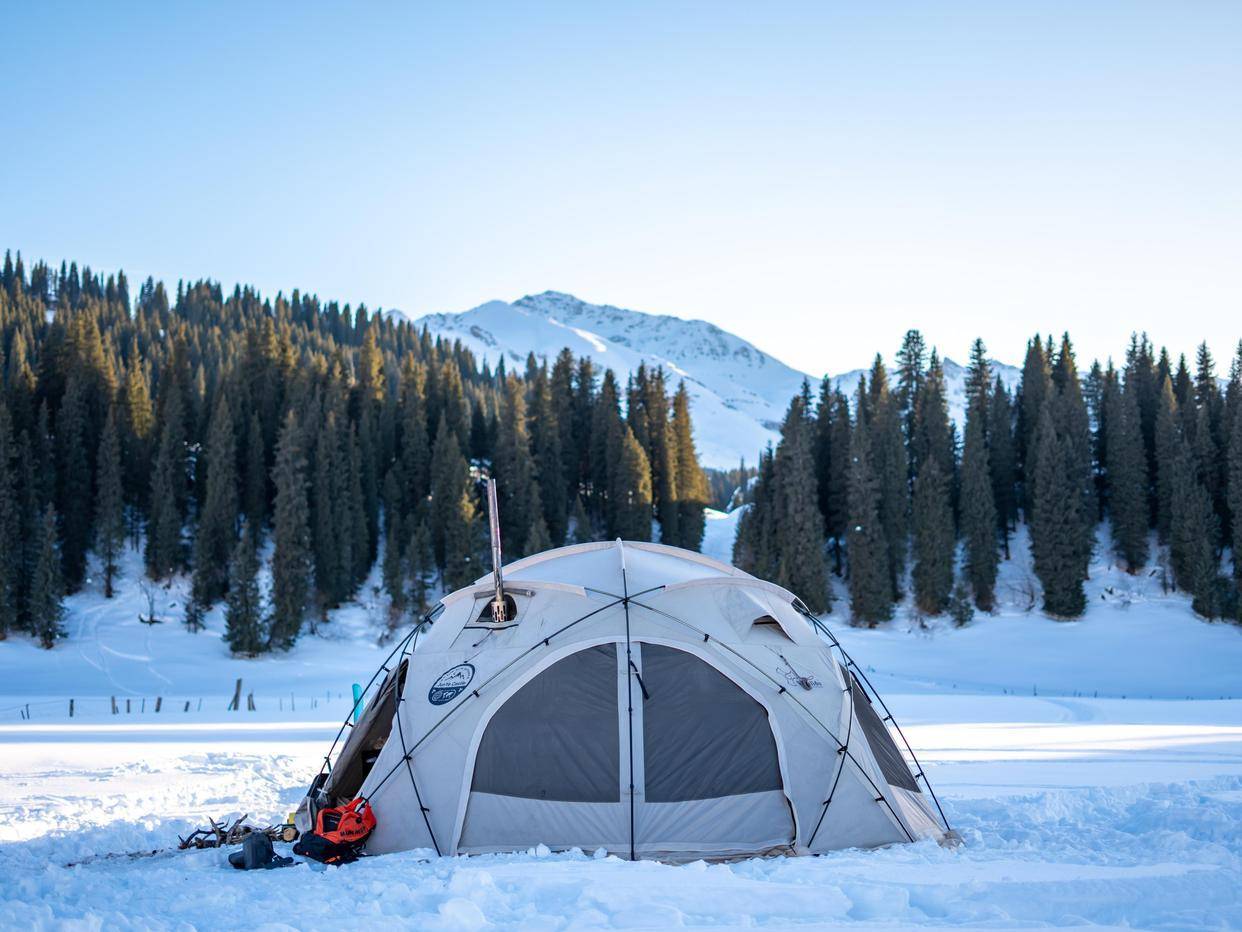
{"left": 300, "top": 538, "right": 954, "bottom": 860}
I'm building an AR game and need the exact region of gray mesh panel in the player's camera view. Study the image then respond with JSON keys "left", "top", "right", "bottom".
{"left": 641, "top": 644, "right": 782, "bottom": 802}
{"left": 849, "top": 671, "right": 920, "bottom": 793}
{"left": 471, "top": 644, "right": 620, "bottom": 802}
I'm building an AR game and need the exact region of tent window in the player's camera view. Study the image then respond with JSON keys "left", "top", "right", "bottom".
{"left": 471, "top": 644, "right": 620, "bottom": 802}
{"left": 751, "top": 615, "right": 793, "bottom": 641}
{"left": 848, "top": 671, "right": 919, "bottom": 793}
{"left": 641, "top": 644, "right": 782, "bottom": 802}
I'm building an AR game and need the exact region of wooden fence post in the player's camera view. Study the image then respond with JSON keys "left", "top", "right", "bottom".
{"left": 69, "top": 698, "right": 74, "bottom": 717}
{"left": 228, "top": 679, "right": 242, "bottom": 712}
{"left": 155, "top": 696, "right": 162, "bottom": 712}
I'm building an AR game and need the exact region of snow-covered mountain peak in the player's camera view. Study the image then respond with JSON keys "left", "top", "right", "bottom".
{"left": 414, "top": 293, "right": 808, "bottom": 468}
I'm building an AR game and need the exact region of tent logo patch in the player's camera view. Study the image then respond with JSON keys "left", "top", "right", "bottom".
{"left": 428, "top": 663, "right": 474, "bottom": 705}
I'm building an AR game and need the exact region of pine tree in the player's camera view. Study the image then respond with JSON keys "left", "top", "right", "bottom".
{"left": 611, "top": 425, "right": 653, "bottom": 540}
{"left": 270, "top": 412, "right": 311, "bottom": 650}
{"left": 895, "top": 329, "right": 927, "bottom": 444}
{"left": 824, "top": 388, "right": 852, "bottom": 574}
{"left": 734, "top": 446, "right": 777, "bottom": 581}
{"left": 442, "top": 482, "right": 480, "bottom": 592}
{"left": 846, "top": 418, "right": 892, "bottom": 626}
{"left": 1086, "top": 361, "right": 1109, "bottom": 519}
{"left": 671, "top": 383, "right": 709, "bottom": 550}
{"left": 1229, "top": 400, "right": 1242, "bottom": 581}
{"left": 382, "top": 513, "right": 406, "bottom": 614}
{"left": 960, "top": 411, "right": 998, "bottom": 611}
{"left": 528, "top": 364, "right": 568, "bottom": 545}
{"left": 948, "top": 574, "right": 975, "bottom": 627}
{"left": 1153, "top": 375, "right": 1180, "bottom": 542}
{"left": 590, "top": 371, "right": 624, "bottom": 527}
{"left": 223, "top": 521, "right": 265, "bottom": 657}
{"left": 121, "top": 363, "right": 154, "bottom": 522}
{"left": 911, "top": 457, "right": 953, "bottom": 616}
{"left": 1018, "top": 336, "right": 1051, "bottom": 517}
{"left": 911, "top": 350, "right": 954, "bottom": 486}
{"left": 398, "top": 361, "right": 431, "bottom": 520}
{"left": 772, "top": 396, "right": 830, "bottom": 612}
{"left": 243, "top": 412, "right": 267, "bottom": 541}
{"left": 0, "top": 402, "right": 17, "bottom": 637}
{"left": 405, "top": 519, "right": 434, "bottom": 616}
{"left": 1031, "top": 405, "right": 1087, "bottom": 618}
{"left": 987, "top": 375, "right": 1017, "bottom": 558}
{"left": 430, "top": 420, "right": 479, "bottom": 589}
{"left": 14, "top": 429, "right": 41, "bottom": 629}
{"left": 346, "top": 427, "right": 370, "bottom": 587}
{"left": 493, "top": 376, "right": 543, "bottom": 556}
{"left": 95, "top": 404, "right": 125, "bottom": 598}
{"left": 568, "top": 494, "right": 594, "bottom": 544}
{"left": 1169, "top": 446, "right": 1220, "bottom": 617}
{"left": 188, "top": 394, "right": 238, "bottom": 623}
{"left": 868, "top": 358, "right": 908, "bottom": 598}
{"left": 1051, "top": 335, "right": 1096, "bottom": 563}
{"left": 31, "top": 504, "right": 64, "bottom": 649}
{"left": 55, "top": 373, "right": 92, "bottom": 591}
{"left": 964, "top": 339, "right": 992, "bottom": 420}
{"left": 145, "top": 415, "right": 184, "bottom": 580}
{"left": 1105, "top": 379, "right": 1149, "bottom": 572}
{"left": 524, "top": 513, "right": 553, "bottom": 555}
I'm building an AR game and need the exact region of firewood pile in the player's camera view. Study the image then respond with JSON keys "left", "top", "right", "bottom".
{"left": 177, "top": 814, "right": 298, "bottom": 850}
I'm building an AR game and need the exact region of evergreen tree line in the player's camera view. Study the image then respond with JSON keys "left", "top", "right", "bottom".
{"left": 0, "top": 250, "right": 709, "bottom": 654}
{"left": 735, "top": 328, "right": 1242, "bottom": 625}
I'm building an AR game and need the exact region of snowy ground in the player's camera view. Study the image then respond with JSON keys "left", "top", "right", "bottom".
{"left": 3, "top": 534, "right": 1242, "bottom": 929}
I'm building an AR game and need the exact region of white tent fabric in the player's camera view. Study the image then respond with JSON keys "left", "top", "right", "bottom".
{"left": 316, "top": 540, "right": 949, "bottom": 860}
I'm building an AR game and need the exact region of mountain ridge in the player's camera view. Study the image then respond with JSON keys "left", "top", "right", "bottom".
{"left": 410, "top": 293, "right": 1020, "bottom": 468}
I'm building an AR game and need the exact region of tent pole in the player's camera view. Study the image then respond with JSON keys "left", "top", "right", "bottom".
{"left": 619, "top": 540, "right": 637, "bottom": 862}
{"left": 804, "top": 611, "right": 952, "bottom": 834}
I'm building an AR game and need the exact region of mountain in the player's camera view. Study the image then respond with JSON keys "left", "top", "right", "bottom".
{"left": 414, "top": 292, "right": 807, "bottom": 468}
{"left": 412, "top": 292, "right": 1020, "bottom": 468}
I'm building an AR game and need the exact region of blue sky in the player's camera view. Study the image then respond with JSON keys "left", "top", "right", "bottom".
{"left": 2, "top": 1, "right": 1239, "bottom": 375}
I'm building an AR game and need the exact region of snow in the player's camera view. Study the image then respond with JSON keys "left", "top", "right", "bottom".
{"left": 414, "top": 292, "right": 1023, "bottom": 469}
{"left": 4, "top": 534, "right": 1242, "bottom": 928}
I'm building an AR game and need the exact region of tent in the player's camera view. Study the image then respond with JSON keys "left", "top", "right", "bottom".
{"left": 300, "top": 539, "right": 953, "bottom": 860}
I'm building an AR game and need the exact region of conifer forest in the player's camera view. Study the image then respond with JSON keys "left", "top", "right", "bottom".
{"left": 735, "top": 330, "right": 1242, "bottom": 627}
{"left": 0, "top": 251, "right": 710, "bottom": 654}
{"left": 3, "top": 250, "right": 1240, "bottom": 657}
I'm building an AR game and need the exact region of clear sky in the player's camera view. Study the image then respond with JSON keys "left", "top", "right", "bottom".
{"left": 2, "top": 1, "right": 1239, "bottom": 376}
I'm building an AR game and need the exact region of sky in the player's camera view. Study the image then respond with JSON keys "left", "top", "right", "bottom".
{"left": 2, "top": 1, "right": 1239, "bottom": 376}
